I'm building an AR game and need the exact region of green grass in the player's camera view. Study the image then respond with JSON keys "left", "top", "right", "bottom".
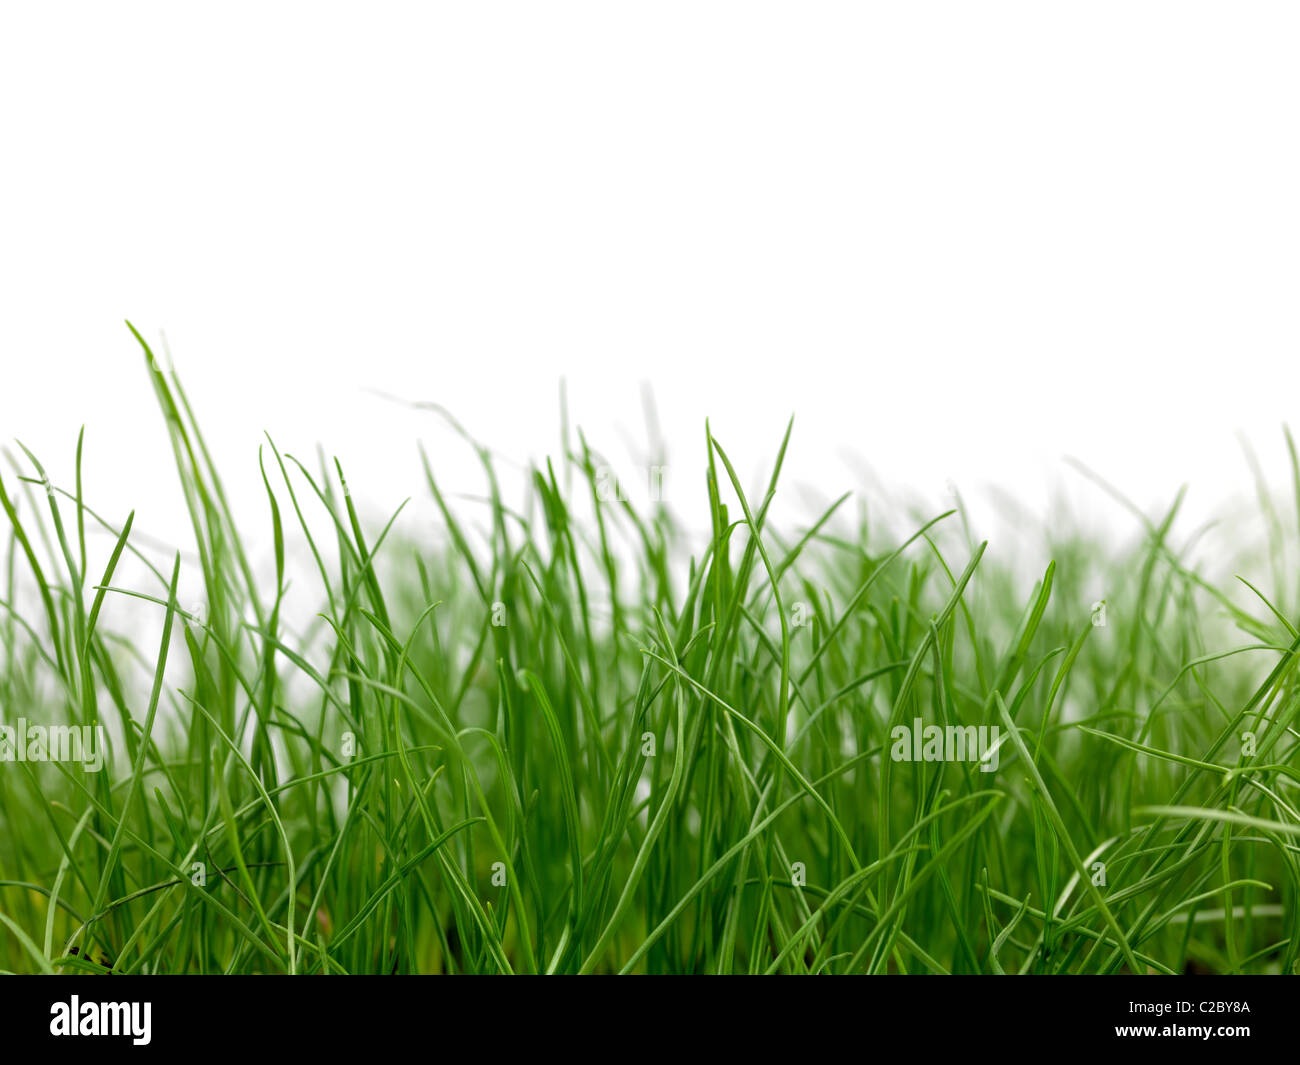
{"left": 3, "top": 325, "right": 1300, "bottom": 974}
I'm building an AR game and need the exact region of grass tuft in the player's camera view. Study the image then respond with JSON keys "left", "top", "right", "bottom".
{"left": 2, "top": 326, "right": 1300, "bottom": 974}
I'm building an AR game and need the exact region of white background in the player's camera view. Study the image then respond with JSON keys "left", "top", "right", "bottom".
{"left": 3, "top": 2, "right": 1298, "bottom": 564}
